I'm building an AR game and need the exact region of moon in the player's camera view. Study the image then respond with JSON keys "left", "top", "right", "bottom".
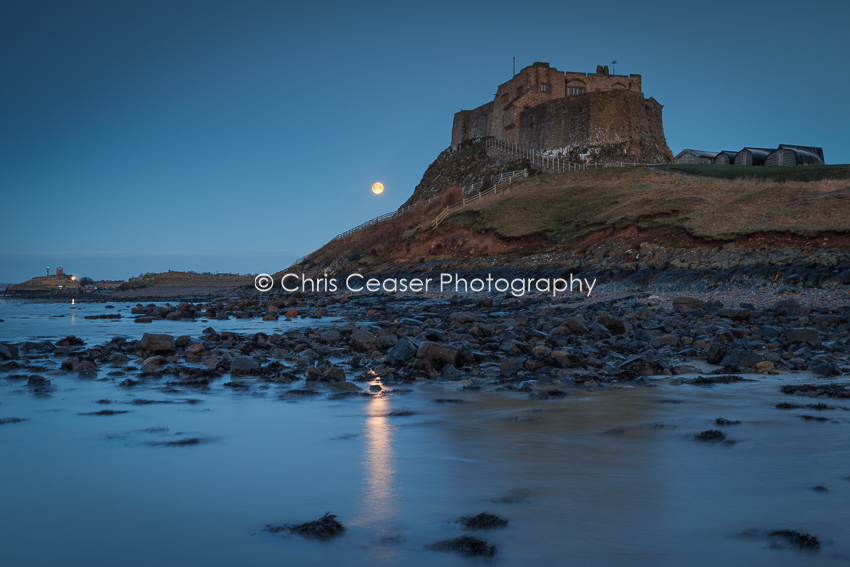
{"left": 371, "top": 182, "right": 384, "bottom": 195}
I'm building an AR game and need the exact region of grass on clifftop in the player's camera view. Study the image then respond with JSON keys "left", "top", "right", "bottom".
{"left": 651, "top": 163, "right": 850, "bottom": 182}
{"left": 297, "top": 166, "right": 850, "bottom": 271}
{"left": 436, "top": 167, "right": 850, "bottom": 242}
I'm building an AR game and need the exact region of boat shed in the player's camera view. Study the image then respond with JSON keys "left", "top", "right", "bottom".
{"left": 674, "top": 149, "right": 719, "bottom": 164}
{"left": 734, "top": 147, "right": 773, "bottom": 166}
{"left": 714, "top": 151, "right": 737, "bottom": 165}
{"left": 764, "top": 144, "right": 825, "bottom": 166}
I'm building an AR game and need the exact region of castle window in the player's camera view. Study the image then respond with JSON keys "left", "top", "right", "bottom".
{"left": 567, "top": 87, "right": 585, "bottom": 95}
{"left": 540, "top": 83, "right": 548, "bottom": 92}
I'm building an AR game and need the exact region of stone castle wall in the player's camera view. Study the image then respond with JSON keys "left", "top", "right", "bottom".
{"left": 451, "top": 101, "right": 493, "bottom": 148}
{"left": 517, "top": 91, "right": 673, "bottom": 164}
{"left": 450, "top": 61, "right": 672, "bottom": 164}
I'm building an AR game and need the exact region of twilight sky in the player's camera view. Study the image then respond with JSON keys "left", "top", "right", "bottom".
{"left": 2, "top": 0, "right": 848, "bottom": 283}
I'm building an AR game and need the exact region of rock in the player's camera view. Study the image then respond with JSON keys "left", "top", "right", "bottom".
{"left": 458, "top": 513, "right": 508, "bottom": 529}
{"left": 349, "top": 329, "right": 377, "bottom": 352}
{"left": 284, "top": 308, "right": 298, "bottom": 318}
{"left": 714, "top": 417, "right": 741, "bottom": 426}
{"left": 0, "top": 344, "right": 14, "bottom": 360}
{"left": 756, "top": 361, "right": 775, "bottom": 373}
{"left": 428, "top": 535, "right": 496, "bottom": 557}
{"left": 565, "top": 316, "right": 588, "bottom": 334}
{"left": 109, "top": 353, "right": 130, "bottom": 364}
{"left": 672, "top": 296, "right": 705, "bottom": 313}
{"left": 185, "top": 343, "right": 209, "bottom": 360}
{"left": 386, "top": 338, "right": 419, "bottom": 365}
{"left": 415, "top": 342, "right": 458, "bottom": 370}
{"left": 449, "top": 311, "right": 478, "bottom": 324}
{"left": 717, "top": 308, "right": 751, "bottom": 321}
{"left": 73, "top": 361, "right": 98, "bottom": 376}
{"left": 767, "top": 530, "right": 820, "bottom": 549}
{"left": 304, "top": 366, "right": 322, "bottom": 380}
{"left": 671, "top": 364, "right": 699, "bottom": 375}
{"left": 322, "top": 367, "right": 347, "bottom": 382}
{"left": 590, "top": 323, "right": 612, "bottom": 340}
{"left": 377, "top": 334, "right": 398, "bottom": 349}
{"left": 695, "top": 429, "right": 726, "bottom": 442}
{"left": 140, "top": 333, "right": 176, "bottom": 354}
{"left": 719, "top": 349, "right": 763, "bottom": 368}
{"left": 265, "top": 512, "right": 345, "bottom": 540}
{"left": 330, "top": 381, "right": 360, "bottom": 393}
{"left": 633, "top": 329, "right": 655, "bottom": 343}
{"left": 783, "top": 328, "right": 822, "bottom": 347}
{"left": 230, "top": 356, "right": 259, "bottom": 374}
{"left": 55, "top": 336, "right": 84, "bottom": 347}
{"left": 26, "top": 375, "right": 50, "bottom": 387}
{"left": 319, "top": 329, "right": 341, "bottom": 343}
{"left": 500, "top": 356, "right": 526, "bottom": 377}
{"left": 595, "top": 313, "right": 628, "bottom": 335}
{"left": 811, "top": 361, "right": 840, "bottom": 377}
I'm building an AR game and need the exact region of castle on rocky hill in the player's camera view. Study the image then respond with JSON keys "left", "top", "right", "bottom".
{"left": 451, "top": 61, "right": 673, "bottom": 164}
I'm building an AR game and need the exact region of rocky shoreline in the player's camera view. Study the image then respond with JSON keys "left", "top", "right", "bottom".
{"left": 2, "top": 286, "right": 848, "bottom": 397}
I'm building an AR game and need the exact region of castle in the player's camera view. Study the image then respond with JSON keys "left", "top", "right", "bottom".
{"left": 451, "top": 61, "right": 673, "bottom": 164}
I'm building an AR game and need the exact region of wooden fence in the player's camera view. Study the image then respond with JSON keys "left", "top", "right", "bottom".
{"left": 431, "top": 169, "right": 529, "bottom": 229}
{"left": 484, "top": 137, "right": 647, "bottom": 172}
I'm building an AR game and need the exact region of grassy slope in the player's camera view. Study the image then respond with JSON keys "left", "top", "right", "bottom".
{"left": 436, "top": 167, "right": 850, "bottom": 242}
{"left": 299, "top": 165, "right": 850, "bottom": 270}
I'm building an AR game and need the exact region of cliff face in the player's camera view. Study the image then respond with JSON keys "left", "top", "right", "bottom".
{"left": 401, "top": 140, "right": 529, "bottom": 208}
{"left": 518, "top": 91, "right": 673, "bottom": 164}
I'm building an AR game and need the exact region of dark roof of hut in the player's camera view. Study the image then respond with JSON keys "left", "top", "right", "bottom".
{"left": 678, "top": 149, "right": 719, "bottom": 158}
{"left": 778, "top": 144, "right": 825, "bottom": 164}
{"left": 737, "top": 147, "right": 773, "bottom": 165}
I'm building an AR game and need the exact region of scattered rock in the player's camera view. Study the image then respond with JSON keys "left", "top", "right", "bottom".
{"left": 428, "top": 535, "right": 496, "bottom": 557}
{"left": 265, "top": 512, "right": 345, "bottom": 540}
{"left": 695, "top": 429, "right": 726, "bottom": 442}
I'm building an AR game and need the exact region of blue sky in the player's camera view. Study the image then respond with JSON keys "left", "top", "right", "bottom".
{"left": 2, "top": 0, "right": 848, "bottom": 283}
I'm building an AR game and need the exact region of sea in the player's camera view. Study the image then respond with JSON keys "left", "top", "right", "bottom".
{"left": 1, "top": 297, "right": 848, "bottom": 566}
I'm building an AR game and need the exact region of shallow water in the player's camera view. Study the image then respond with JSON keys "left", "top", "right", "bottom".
{"left": 0, "top": 298, "right": 336, "bottom": 343}
{"left": 1, "top": 302, "right": 849, "bottom": 566}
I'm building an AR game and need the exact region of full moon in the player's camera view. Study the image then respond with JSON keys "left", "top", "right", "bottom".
{"left": 371, "top": 182, "right": 384, "bottom": 195}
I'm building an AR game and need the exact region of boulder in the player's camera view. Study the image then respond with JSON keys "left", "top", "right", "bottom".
{"left": 672, "top": 297, "right": 705, "bottom": 313}
{"left": 230, "top": 356, "right": 259, "bottom": 374}
{"left": 783, "top": 328, "right": 822, "bottom": 347}
{"left": 415, "top": 342, "right": 458, "bottom": 370}
{"left": 185, "top": 343, "right": 209, "bottom": 360}
{"left": 140, "top": 333, "right": 176, "bottom": 354}
{"left": 349, "top": 329, "right": 377, "bottom": 353}
{"left": 386, "top": 338, "right": 418, "bottom": 365}
{"left": 322, "top": 367, "right": 347, "bottom": 382}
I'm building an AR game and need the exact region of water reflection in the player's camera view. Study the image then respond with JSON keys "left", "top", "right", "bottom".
{"left": 360, "top": 393, "right": 396, "bottom": 523}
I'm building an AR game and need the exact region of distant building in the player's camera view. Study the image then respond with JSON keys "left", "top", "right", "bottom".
{"left": 714, "top": 151, "right": 737, "bottom": 165}
{"left": 674, "top": 149, "right": 718, "bottom": 164}
{"left": 765, "top": 144, "right": 825, "bottom": 166}
{"left": 56, "top": 267, "right": 64, "bottom": 276}
{"left": 675, "top": 145, "right": 825, "bottom": 166}
{"left": 734, "top": 148, "right": 773, "bottom": 166}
